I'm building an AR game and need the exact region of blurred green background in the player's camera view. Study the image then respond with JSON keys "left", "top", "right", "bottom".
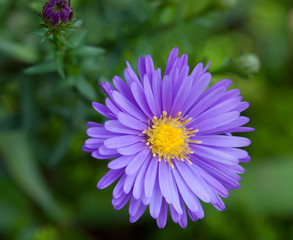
{"left": 1, "top": 0, "right": 293, "bottom": 239}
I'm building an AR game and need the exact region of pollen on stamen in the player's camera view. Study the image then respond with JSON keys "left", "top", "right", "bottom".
{"left": 143, "top": 111, "right": 201, "bottom": 167}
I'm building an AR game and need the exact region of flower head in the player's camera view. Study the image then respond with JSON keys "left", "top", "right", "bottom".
{"left": 42, "top": 0, "right": 73, "bottom": 27}
{"left": 83, "top": 48, "right": 254, "bottom": 228}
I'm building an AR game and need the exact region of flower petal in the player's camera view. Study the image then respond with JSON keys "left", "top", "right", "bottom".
{"left": 158, "top": 161, "right": 182, "bottom": 214}
{"left": 108, "top": 155, "right": 133, "bottom": 170}
{"left": 104, "top": 135, "right": 143, "bottom": 149}
{"left": 172, "top": 166, "right": 199, "bottom": 212}
{"left": 156, "top": 199, "right": 168, "bottom": 228}
{"left": 104, "top": 120, "right": 141, "bottom": 135}
{"left": 133, "top": 154, "right": 151, "bottom": 199}
{"left": 97, "top": 168, "right": 124, "bottom": 189}
{"left": 118, "top": 112, "right": 148, "bottom": 131}
{"left": 192, "top": 135, "right": 251, "bottom": 148}
{"left": 191, "top": 145, "right": 239, "bottom": 165}
{"left": 125, "top": 149, "right": 150, "bottom": 176}
{"left": 149, "top": 180, "right": 162, "bottom": 219}
{"left": 174, "top": 161, "right": 211, "bottom": 203}
{"left": 117, "top": 141, "right": 146, "bottom": 155}
{"left": 144, "top": 157, "right": 158, "bottom": 199}
{"left": 112, "top": 91, "right": 147, "bottom": 122}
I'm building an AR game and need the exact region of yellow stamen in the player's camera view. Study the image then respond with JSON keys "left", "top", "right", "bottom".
{"left": 143, "top": 111, "right": 200, "bottom": 168}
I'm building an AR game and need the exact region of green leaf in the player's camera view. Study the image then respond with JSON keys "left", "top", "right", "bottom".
{"left": 74, "top": 74, "right": 97, "bottom": 101}
{"left": 55, "top": 51, "right": 65, "bottom": 79}
{"left": 27, "top": 28, "right": 49, "bottom": 37}
{"left": 70, "top": 29, "right": 88, "bottom": 47}
{"left": 48, "top": 127, "right": 72, "bottom": 167}
{"left": 0, "top": 131, "right": 67, "bottom": 223}
{"left": 71, "top": 46, "right": 105, "bottom": 57}
{"left": 0, "top": 39, "right": 39, "bottom": 63}
{"left": 23, "top": 60, "right": 56, "bottom": 75}
{"left": 62, "top": 37, "right": 77, "bottom": 49}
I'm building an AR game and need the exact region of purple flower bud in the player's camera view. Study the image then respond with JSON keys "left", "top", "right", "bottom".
{"left": 42, "top": 0, "right": 73, "bottom": 27}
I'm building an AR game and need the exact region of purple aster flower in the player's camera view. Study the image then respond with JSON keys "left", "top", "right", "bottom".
{"left": 42, "top": 0, "right": 73, "bottom": 27}
{"left": 83, "top": 47, "right": 254, "bottom": 228}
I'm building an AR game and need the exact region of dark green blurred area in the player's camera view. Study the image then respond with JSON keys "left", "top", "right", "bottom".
{"left": 1, "top": 0, "right": 293, "bottom": 239}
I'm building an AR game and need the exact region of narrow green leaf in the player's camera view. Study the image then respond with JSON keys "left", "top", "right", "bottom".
{"left": 74, "top": 74, "right": 97, "bottom": 101}
{"left": 62, "top": 37, "right": 77, "bottom": 49}
{"left": 71, "top": 46, "right": 105, "bottom": 57}
{"left": 70, "top": 29, "right": 88, "bottom": 47}
{"left": 0, "top": 39, "right": 39, "bottom": 63}
{"left": 48, "top": 127, "right": 72, "bottom": 167}
{"left": 27, "top": 28, "right": 48, "bottom": 37}
{"left": 55, "top": 51, "right": 65, "bottom": 79}
{"left": 0, "top": 131, "right": 66, "bottom": 223}
{"left": 24, "top": 60, "right": 56, "bottom": 75}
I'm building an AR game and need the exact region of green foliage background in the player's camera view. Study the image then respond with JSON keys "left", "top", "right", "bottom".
{"left": 0, "top": 0, "right": 293, "bottom": 239}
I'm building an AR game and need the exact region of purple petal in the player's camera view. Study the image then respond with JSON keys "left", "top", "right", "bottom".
{"left": 192, "top": 135, "right": 251, "bottom": 147}
{"left": 202, "top": 116, "right": 250, "bottom": 135}
{"left": 84, "top": 138, "right": 104, "bottom": 149}
{"left": 178, "top": 199, "right": 188, "bottom": 228}
{"left": 158, "top": 161, "right": 182, "bottom": 214}
{"left": 123, "top": 171, "right": 138, "bottom": 194}
{"left": 143, "top": 75, "right": 160, "bottom": 117}
{"left": 97, "top": 168, "right": 124, "bottom": 189}
{"left": 92, "top": 102, "right": 115, "bottom": 119}
{"left": 92, "top": 151, "right": 119, "bottom": 159}
{"left": 130, "top": 82, "right": 153, "bottom": 119}
{"left": 165, "top": 47, "right": 179, "bottom": 75}
{"left": 124, "top": 64, "right": 141, "bottom": 86}
{"left": 162, "top": 75, "right": 173, "bottom": 113}
{"left": 125, "top": 149, "right": 150, "bottom": 176}
{"left": 191, "top": 145, "right": 238, "bottom": 165}
{"left": 105, "top": 98, "right": 121, "bottom": 116}
{"left": 107, "top": 155, "right": 133, "bottom": 170}
{"left": 117, "top": 141, "right": 147, "bottom": 155}
{"left": 174, "top": 161, "right": 211, "bottom": 203}
{"left": 149, "top": 180, "right": 162, "bottom": 219}
{"left": 129, "top": 201, "right": 147, "bottom": 223}
{"left": 144, "top": 157, "right": 158, "bottom": 198}
{"left": 98, "top": 145, "right": 118, "bottom": 156}
{"left": 86, "top": 121, "right": 102, "bottom": 127}
{"left": 193, "top": 111, "right": 240, "bottom": 134}
{"left": 187, "top": 86, "right": 226, "bottom": 119}
{"left": 113, "top": 175, "right": 127, "bottom": 199}
{"left": 151, "top": 69, "right": 162, "bottom": 114}
{"left": 190, "top": 62, "right": 203, "bottom": 79}
{"left": 193, "top": 97, "right": 242, "bottom": 122}
{"left": 104, "top": 135, "right": 143, "bottom": 149}
{"left": 156, "top": 199, "right": 168, "bottom": 228}
{"left": 137, "top": 56, "right": 146, "bottom": 80}
{"left": 170, "top": 204, "right": 181, "bottom": 223}
{"left": 87, "top": 127, "right": 117, "bottom": 138}
{"left": 117, "top": 112, "right": 148, "bottom": 131}
{"left": 112, "top": 91, "right": 147, "bottom": 122}
{"left": 173, "top": 64, "right": 189, "bottom": 96}
{"left": 113, "top": 76, "right": 134, "bottom": 101}
{"left": 182, "top": 73, "right": 211, "bottom": 115}
{"left": 129, "top": 197, "right": 141, "bottom": 216}
{"left": 171, "top": 76, "right": 193, "bottom": 116}
{"left": 104, "top": 120, "right": 141, "bottom": 135}
{"left": 172, "top": 166, "right": 199, "bottom": 212}
{"left": 112, "top": 192, "right": 131, "bottom": 210}
{"left": 133, "top": 154, "right": 151, "bottom": 199}
{"left": 145, "top": 55, "right": 155, "bottom": 80}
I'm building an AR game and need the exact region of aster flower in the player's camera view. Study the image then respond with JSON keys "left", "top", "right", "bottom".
{"left": 83, "top": 48, "right": 254, "bottom": 228}
{"left": 42, "top": 0, "right": 73, "bottom": 27}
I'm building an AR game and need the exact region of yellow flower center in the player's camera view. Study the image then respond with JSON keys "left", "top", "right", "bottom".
{"left": 143, "top": 111, "right": 201, "bottom": 168}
